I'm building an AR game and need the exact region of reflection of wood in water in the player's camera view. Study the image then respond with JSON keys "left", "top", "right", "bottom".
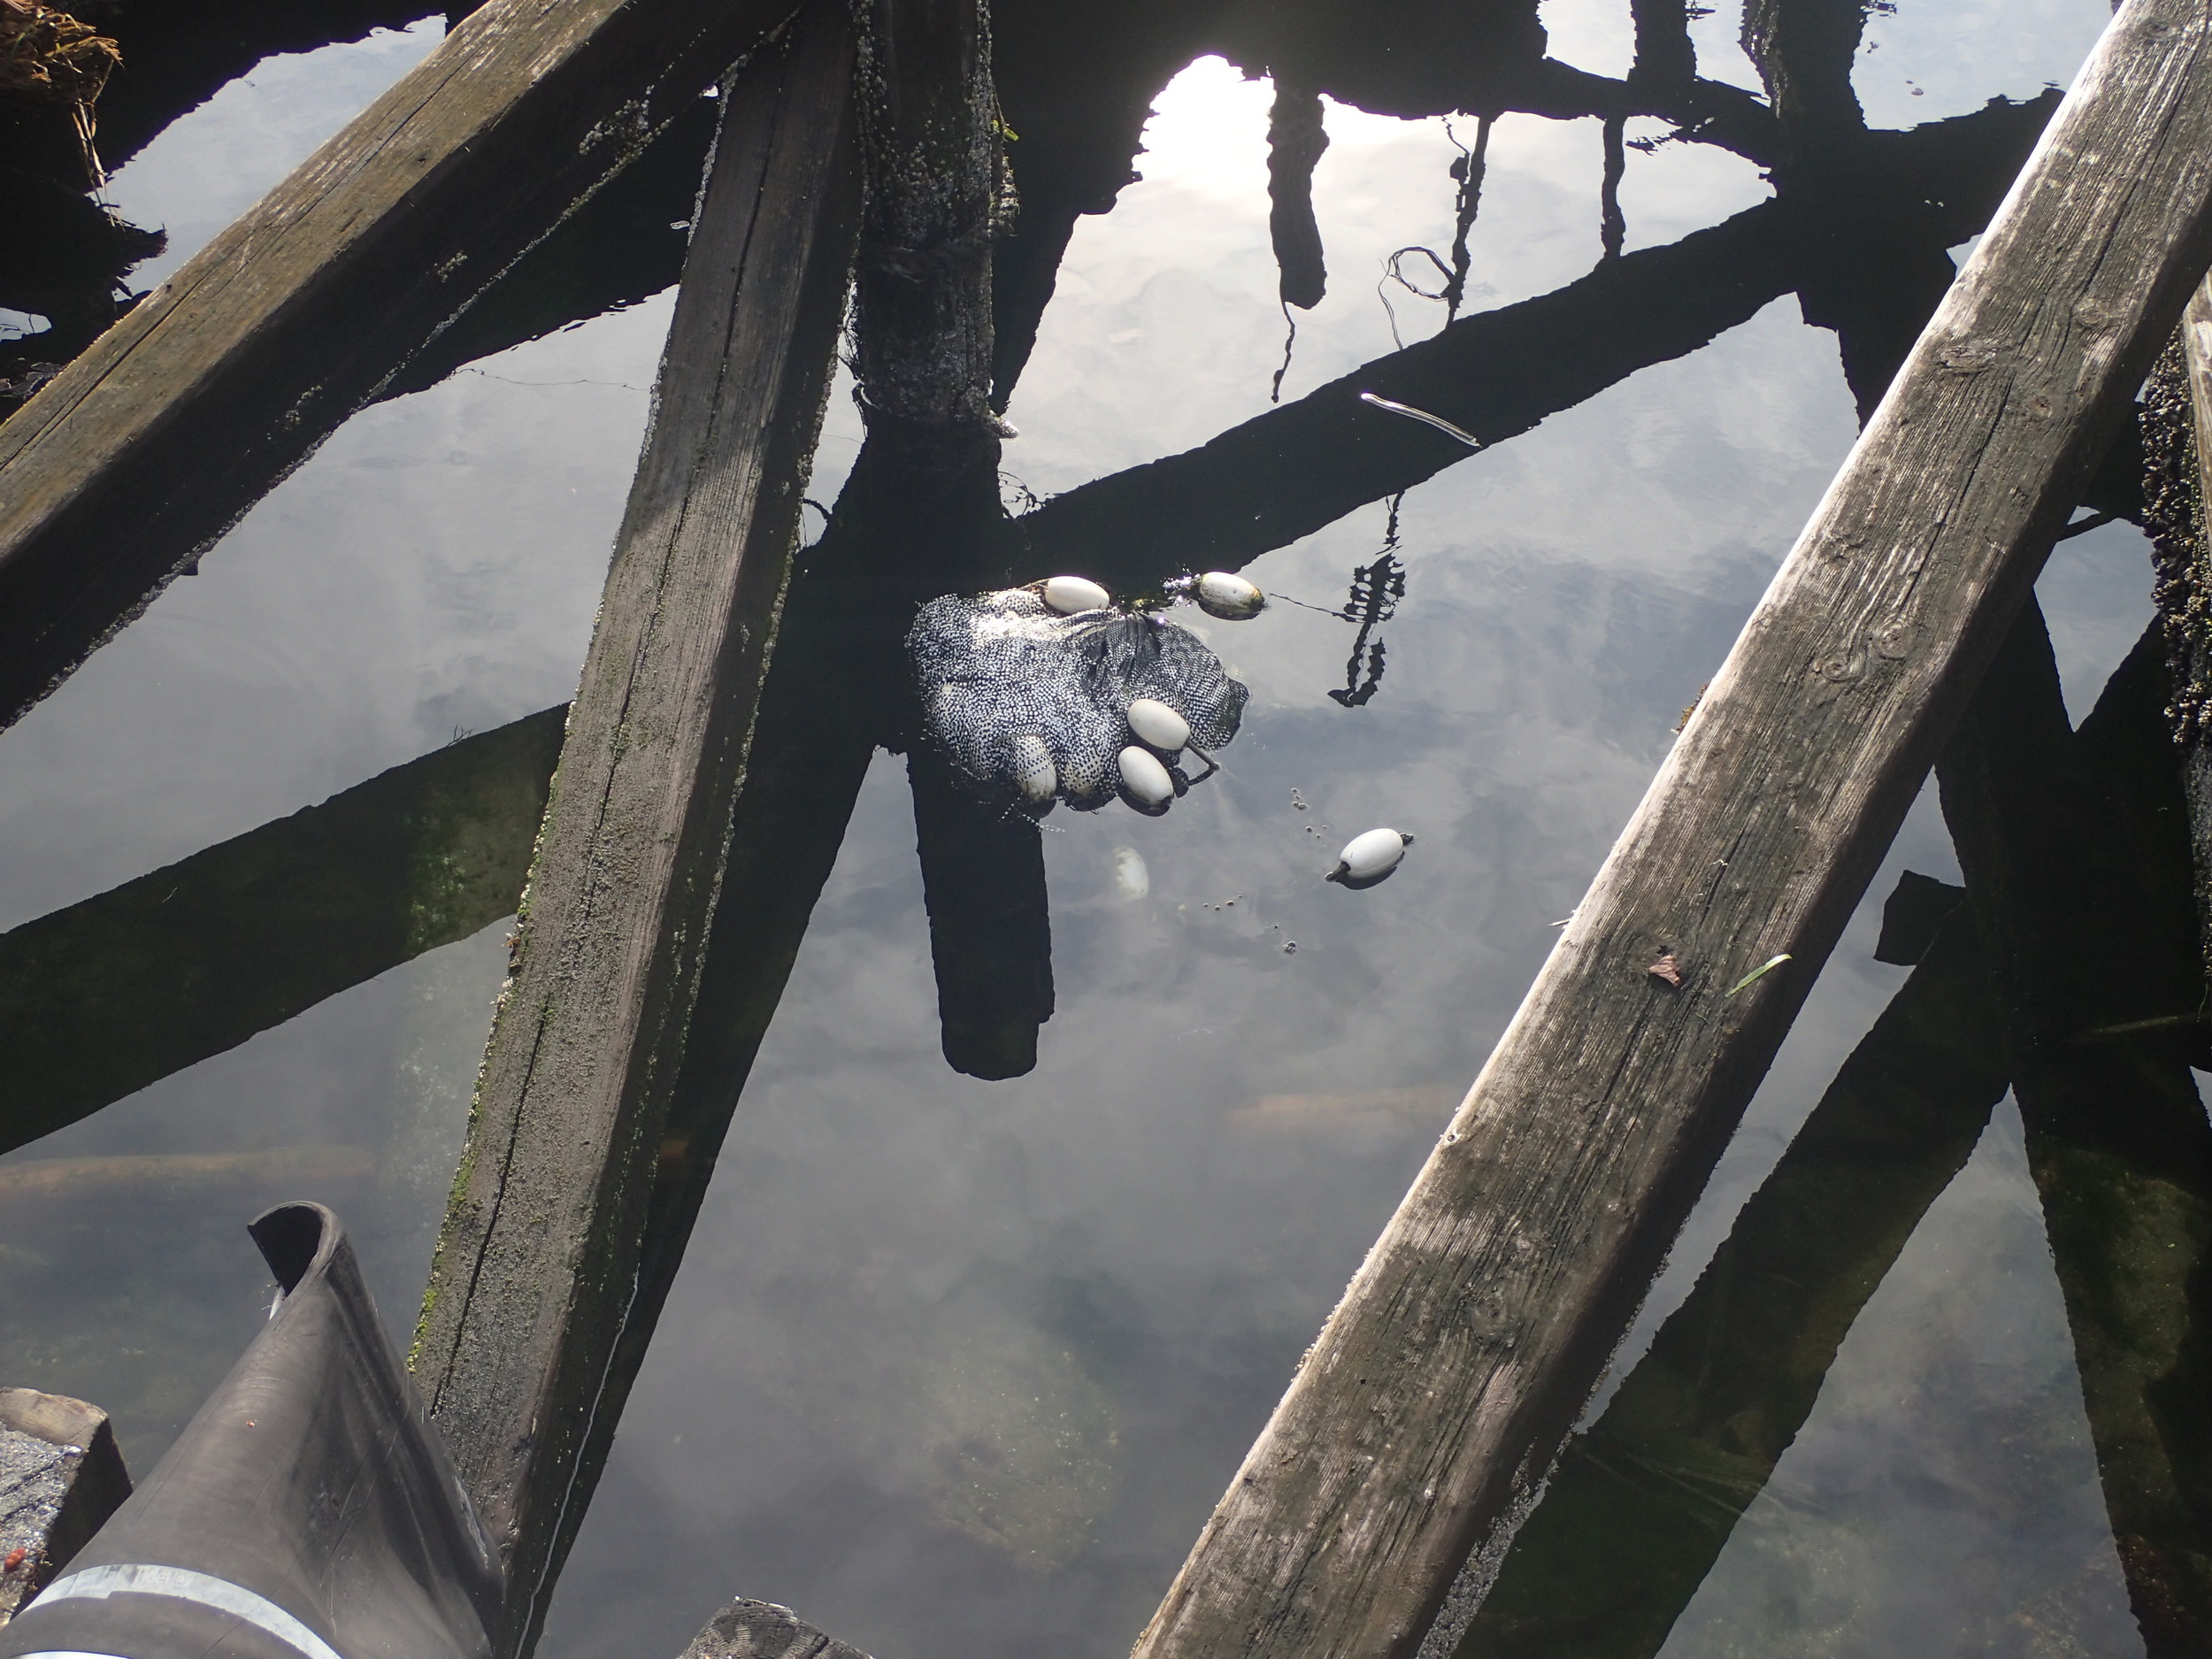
{"left": 0, "top": 1145, "right": 374, "bottom": 1202}
{"left": 1231, "top": 1086, "right": 1462, "bottom": 1131}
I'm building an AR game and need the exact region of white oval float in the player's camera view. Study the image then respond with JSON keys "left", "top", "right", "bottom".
{"left": 1126, "top": 697, "right": 1190, "bottom": 752}
{"left": 1194, "top": 572, "right": 1265, "bottom": 620}
{"left": 1327, "top": 827, "right": 1412, "bottom": 886}
{"left": 1118, "top": 745, "right": 1175, "bottom": 808}
{"left": 1042, "top": 574, "right": 1111, "bottom": 614}
{"left": 1008, "top": 733, "right": 1057, "bottom": 807}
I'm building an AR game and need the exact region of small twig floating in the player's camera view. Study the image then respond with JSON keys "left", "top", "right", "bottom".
{"left": 1357, "top": 390, "right": 1484, "bottom": 449}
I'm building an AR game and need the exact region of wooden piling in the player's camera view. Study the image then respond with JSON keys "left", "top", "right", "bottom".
{"left": 2153, "top": 279, "right": 2212, "bottom": 994}
{"left": 1126, "top": 4, "right": 2212, "bottom": 1655}
{"left": 408, "top": 10, "right": 860, "bottom": 1655}
{"left": 0, "top": 0, "right": 800, "bottom": 733}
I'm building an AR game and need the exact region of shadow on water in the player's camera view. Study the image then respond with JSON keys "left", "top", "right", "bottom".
{"left": 10, "top": 0, "right": 2212, "bottom": 1651}
{"left": 0, "top": 706, "right": 564, "bottom": 1154}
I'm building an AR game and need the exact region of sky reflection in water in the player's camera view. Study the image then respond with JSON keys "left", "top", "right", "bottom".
{"left": 0, "top": 0, "right": 2170, "bottom": 1655}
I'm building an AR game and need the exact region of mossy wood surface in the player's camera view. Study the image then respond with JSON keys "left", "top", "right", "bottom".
{"left": 2173, "top": 279, "right": 2212, "bottom": 992}
{"left": 0, "top": 0, "right": 800, "bottom": 732}
{"left": 410, "top": 11, "right": 860, "bottom": 1655}
{"left": 1129, "top": 4, "right": 2212, "bottom": 1656}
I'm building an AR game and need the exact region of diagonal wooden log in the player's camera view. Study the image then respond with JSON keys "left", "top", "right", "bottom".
{"left": 0, "top": 0, "right": 803, "bottom": 734}
{"left": 408, "top": 10, "right": 860, "bottom": 1656}
{"left": 1127, "top": 4, "right": 2212, "bottom": 1656}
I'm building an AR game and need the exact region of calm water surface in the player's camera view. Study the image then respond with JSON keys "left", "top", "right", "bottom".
{"left": 0, "top": 2, "right": 2175, "bottom": 1656}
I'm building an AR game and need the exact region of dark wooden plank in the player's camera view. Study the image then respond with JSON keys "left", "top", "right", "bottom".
{"left": 1127, "top": 4, "right": 2212, "bottom": 1655}
{"left": 0, "top": 708, "right": 563, "bottom": 1154}
{"left": 409, "top": 12, "right": 860, "bottom": 1655}
{"left": 0, "top": 0, "right": 803, "bottom": 733}
{"left": 2149, "top": 279, "right": 2212, "bottom": 994}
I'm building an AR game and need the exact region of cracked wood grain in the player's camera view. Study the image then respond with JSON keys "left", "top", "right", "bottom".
{"left": 1128, "top": 4, "right": 2212, "bottom": 1656}
{"left": 409, "top": 10, "right": 858, "bottom": 1655}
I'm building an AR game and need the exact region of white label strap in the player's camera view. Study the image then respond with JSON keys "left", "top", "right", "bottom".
{"left": 25, "top": 1563, "right": 345, "bottom": 1659}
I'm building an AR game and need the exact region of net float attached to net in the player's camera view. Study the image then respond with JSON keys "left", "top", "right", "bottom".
{"left": 1127, "top": 697, "right": 1190, "bottom": 752}
{"left": 1118, "top": 745, "right": 1176, "bottom": 810}
{"left": 1194, "top": 572, "right": 1265, "bottom": 620}
{"left": 1042, "top": 574, "right": 1111, "bottom": 615}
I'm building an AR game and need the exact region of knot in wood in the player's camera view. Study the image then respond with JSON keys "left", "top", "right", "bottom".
{"left": 1873, "top": 619, "right": 1916, "bottom": 660}
{"left": 1938, "top": 338, "right": 2000, "bottom": 373}
{"left": 1817, "top": 645, "right": 1867, "bottom": 682}
{"left": 2070, "top": 296, "right": 2116, "bottom": 331}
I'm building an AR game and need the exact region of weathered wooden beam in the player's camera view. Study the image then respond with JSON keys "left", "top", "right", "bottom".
{"left": 0, "top": 1389, "right": 131, "bottom": 1626}
{"left": 677, "top": 1597, "right": 871, "bottom": 1659}
{"left": 0, "top": 0, "right": 803, "bottom": 733}
{"left": 409, "top": 11, "right": 860, "bottom": 1655}
{"left": 0, "top": 707, "right": 563, "bottom": 1155}
{"left": 501, "top": 0, "right": 1022, "bottom": 1579}
{"left": 851, "top": 0, "right": 1002, "bottom": 454}
{"left": 1127, "top": 5, "right": 2212, "bottom": 1655}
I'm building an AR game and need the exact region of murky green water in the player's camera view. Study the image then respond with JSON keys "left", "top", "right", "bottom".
{"left": 0, "top": 2, "right": 2190, "bottom": 1656}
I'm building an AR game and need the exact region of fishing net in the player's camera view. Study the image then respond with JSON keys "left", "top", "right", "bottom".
{"left": 909, "top": 586, "right": 1248, "bottom": 812}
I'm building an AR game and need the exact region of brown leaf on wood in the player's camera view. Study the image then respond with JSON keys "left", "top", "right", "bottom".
{"left": 1647, "top": 951, "right": 1683, "bottom": 987}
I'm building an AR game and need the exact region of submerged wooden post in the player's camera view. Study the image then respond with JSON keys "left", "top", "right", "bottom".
{"left": 0, "top": 0, "right": 800, "bottom": 733}
{"left": 1128, "top": 4, "right": 2212, "bottom": 1656}
{"left": 1939, "top": 603, "right": 2212, "bottom": 1655}
{"left": 409, "top": 10, "right": 860, "bottom": 1655}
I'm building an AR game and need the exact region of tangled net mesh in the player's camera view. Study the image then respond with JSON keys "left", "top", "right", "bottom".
{"left": 910, "top": 587, "right": 1248, "bottom": 812}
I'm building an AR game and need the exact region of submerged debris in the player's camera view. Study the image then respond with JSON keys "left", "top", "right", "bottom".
{"left": 910, "top": 585, "right": 1247, "bottom": 816}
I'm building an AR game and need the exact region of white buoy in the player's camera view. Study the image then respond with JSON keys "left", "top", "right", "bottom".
{"left": 1194, "top": 572, "right": 1265, "bottom": 620}
{"left": 1126, "top": 697, "right": 1190, "bottom": 752}
{"left": 1118, "top": 745, "right": 1175, "bottom": 808}
{"left": 1042, "top": 574, "right": 1110, "bottom": 614}
{"left": 1008, "top": 733, "right": 1057, "bottom": 808}
{"left": 1327, "top": 827, "right": 1413, "bottom": 886}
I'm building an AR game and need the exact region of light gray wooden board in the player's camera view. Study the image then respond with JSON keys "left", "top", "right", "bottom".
{"left": 677, "top": 1598, "right": 871, "bottom": 1659}
{"left": 0, "top": 1390, "right": 131, "bottom": 1625}
{"left": 409, "top": 10, "right": 859, "bottom": 1655}
{"left": 0, "top": 0, "right": 801, "bottom": 733}
{"left": 1127, "top": 4, "right": 2212, "bottom": 1656}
